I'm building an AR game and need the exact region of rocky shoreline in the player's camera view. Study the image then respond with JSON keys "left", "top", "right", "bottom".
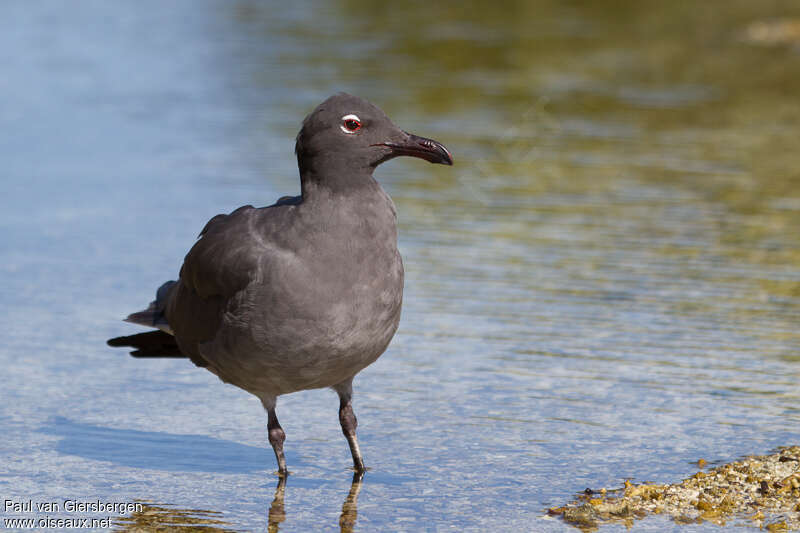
{"left": 549, "top": 446, "right": 800, "bottom": 530}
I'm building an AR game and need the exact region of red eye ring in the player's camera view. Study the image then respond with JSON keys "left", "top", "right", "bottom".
{"left": 340, "top": 114, "right": 362, "bottom": 134}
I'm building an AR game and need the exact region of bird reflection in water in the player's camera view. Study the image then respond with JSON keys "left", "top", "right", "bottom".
{"left": 338, "top": 472, "right": 364, "bottom": 533}
{"left": 113, "top": 473, "right": 365, "bottom": 531}
{"left": 269, "top": 472, "right": 365, "bottom": 533}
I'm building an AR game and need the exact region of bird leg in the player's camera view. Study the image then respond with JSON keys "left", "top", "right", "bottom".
{"left": 261, "top": 397, "right": 288, "bottom": 476}
{"left": 335, "top": 381, "right": 366, "bottom": 472}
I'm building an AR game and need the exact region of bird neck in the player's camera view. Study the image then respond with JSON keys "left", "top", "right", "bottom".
{"left": 299, "top": 165, "right": 377, "bottom": 199}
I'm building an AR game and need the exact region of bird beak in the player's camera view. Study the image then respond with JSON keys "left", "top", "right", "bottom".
{"left": 374, "top": 132, "right": 453, "bottom": 165}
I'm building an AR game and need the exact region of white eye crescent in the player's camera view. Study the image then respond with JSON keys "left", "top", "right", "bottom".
{"left": 340, "top": 114, "right": 362, "bottom": 134}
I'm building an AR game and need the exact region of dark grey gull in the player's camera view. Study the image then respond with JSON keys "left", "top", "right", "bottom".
{"left": 108, "top": 93, "right": 452, "bottom": 475}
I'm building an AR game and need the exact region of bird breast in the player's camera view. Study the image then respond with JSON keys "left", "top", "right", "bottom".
{"left": 204, "top": 191, "right": 404, "bottom": 395}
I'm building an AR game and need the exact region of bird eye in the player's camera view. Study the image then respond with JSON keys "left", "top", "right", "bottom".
{"left": 340, "top": 114, "right": 361, "bottom": 134}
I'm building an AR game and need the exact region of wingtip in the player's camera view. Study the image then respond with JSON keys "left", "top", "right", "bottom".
{"left": 107, "top": 335, "right": 128, "bottom": 347}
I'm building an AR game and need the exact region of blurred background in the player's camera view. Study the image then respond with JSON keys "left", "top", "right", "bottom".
{"left": 1, "top": 0, "right": 799, "bottom": 531}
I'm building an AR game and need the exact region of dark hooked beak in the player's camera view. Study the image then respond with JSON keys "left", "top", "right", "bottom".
{"left": 373, "top": 132, "right": 453, "bottom": 166}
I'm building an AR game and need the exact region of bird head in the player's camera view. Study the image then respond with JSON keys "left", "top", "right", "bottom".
{"left": 295, "top": 93, "right": 452, "bottom": 184}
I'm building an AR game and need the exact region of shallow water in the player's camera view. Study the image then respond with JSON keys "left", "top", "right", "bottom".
{"left": 1, "top": 1, "right": 799, "bottom": 531}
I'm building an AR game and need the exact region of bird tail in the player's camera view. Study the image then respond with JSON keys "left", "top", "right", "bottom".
{"left": 108, "top": 280, "right": 187, "bottom": 358}
{"left": 122, "top": 280, "right": 176, "bottom": 333}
